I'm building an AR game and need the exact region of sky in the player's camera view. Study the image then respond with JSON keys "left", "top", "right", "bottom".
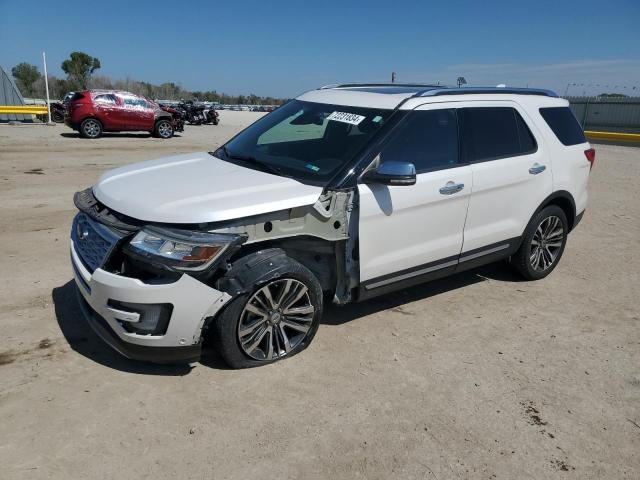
{"left": 1, "top": 0, "right": 639, "bottom": 98}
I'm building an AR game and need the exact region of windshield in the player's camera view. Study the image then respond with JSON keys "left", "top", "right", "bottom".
{"left": 217, "top": 100, "right": 392, "bottom": 185}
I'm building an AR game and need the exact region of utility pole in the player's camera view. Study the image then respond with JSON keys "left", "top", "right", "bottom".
{"left": 391, "top": 72, "right": 396, "bottom": 83}
{"left": 42, "top": 52, "right": 52, "bottom": 124}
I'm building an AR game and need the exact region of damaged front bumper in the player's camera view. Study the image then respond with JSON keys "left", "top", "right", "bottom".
{"left": 71, "top": 241, "right": 231, "bottom": 364}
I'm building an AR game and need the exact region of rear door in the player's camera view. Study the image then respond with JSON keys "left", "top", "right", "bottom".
{"left": 358, "top": 106, "right": 472, "bottom": 291}
{"left": 92, "top": 94, "right": 122, "bottom": 130}
{"left": 458, "top": 102, "right": 552, "bottom": 257}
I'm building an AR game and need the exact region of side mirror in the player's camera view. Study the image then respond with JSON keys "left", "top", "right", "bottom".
{"left": 362, "top": 161, "right": 416, "bottom": 186}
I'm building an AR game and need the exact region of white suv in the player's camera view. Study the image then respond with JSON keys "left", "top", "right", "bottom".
{"left": 70, "top": 84, "right": 594, "bottom": 368}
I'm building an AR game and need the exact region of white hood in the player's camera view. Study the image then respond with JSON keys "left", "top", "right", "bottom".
{"left": 93, "top": 152, "right": 323, "bottom": 224}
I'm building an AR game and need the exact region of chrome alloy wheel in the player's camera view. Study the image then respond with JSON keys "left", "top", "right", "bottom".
{"left": 238, "top": 279, "right": 315, "bottom": 361}
{"left": 529, "top": 215, "right": 564, "bottom": 272}
{"left": 83, "top": 119, "right": 100, "bottom": 137}
{"left": 157, "top": 120, "right": 173, "bottom": 138}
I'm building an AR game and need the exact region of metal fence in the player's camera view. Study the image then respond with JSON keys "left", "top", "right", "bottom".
{"left": 566, "top": 96, "right": 640, "bottom": 133}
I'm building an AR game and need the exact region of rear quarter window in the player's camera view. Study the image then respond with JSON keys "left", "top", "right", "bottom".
{"left": 539, "top": 107, "right": 586, "bottom": 146}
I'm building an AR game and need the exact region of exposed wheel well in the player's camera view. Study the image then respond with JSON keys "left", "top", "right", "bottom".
{"left": 228, "top": 237, "right": 339, "bottom": 294}
{"left": 538, "top": 191, "right": 576, "bottom": 231}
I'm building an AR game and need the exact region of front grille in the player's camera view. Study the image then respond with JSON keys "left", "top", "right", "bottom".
{"left": 72, "top": 213, "right": 123, "bottom": 272}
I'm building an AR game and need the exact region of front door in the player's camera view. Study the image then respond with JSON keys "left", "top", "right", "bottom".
{"left": 358, "top": 106, "right": 472, "bottom": 292}
{"left": 122, "top": 95, "right": 155, "bottom": 131}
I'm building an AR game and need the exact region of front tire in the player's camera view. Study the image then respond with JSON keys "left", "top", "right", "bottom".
{"left": 80, "top": 118, "right": 102, "bottom": 139}
{"left": 214, "top": 253, "right": 322, "bottom": 369}
{"left": 52, "top": 109, "right": 64, "bottom": 123}
{"left": 511, "top": 205, "right": 568, "bottom": 280}
{"left": 154, "top": 119, "right": 174, "bottom": 138}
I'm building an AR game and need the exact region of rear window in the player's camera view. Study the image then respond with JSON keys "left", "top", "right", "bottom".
{"left": 539, "top": 107, "right": 586, "bottom": 146}
{"left": 460, "top": 107, "right": 537, "bottom": 163}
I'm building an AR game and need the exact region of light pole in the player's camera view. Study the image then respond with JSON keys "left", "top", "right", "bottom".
{"left": 42, "top": 52, "right": 52, "bottom": 124}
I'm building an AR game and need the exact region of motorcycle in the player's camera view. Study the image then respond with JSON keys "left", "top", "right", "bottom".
{"left": 178, "top": 101, "right": 207, "bottom": 125}
{"left": 203, "top": 105, "right": 219, "bottom": 125}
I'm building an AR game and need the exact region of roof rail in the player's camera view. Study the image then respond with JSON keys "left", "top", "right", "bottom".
{"left": 323, "top": 82, "right": 444, "bottom": 89}
{"left": 420, "top": 87, "right": 558, "bottom": 98}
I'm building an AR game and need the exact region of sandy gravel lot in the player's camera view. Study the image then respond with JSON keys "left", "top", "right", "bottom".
{"left": 0, "top": 112, "right": 638, "bottom": 479}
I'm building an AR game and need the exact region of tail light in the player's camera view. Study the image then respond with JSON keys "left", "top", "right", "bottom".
{"left": 584, "top": 148, "right": 595, "bottom": 170}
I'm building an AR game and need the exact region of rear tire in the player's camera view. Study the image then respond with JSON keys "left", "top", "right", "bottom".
{"left": 511, "top": 205, "right": 568, "bottom": 280}
{"left": 213, "top": 251, "right": 322, "bottom": 369}
{"left": 154, "top": 119, "right": 174, "bottom": 138}
{"left": 80, "top": 118, "right": 102, "bottom": 139}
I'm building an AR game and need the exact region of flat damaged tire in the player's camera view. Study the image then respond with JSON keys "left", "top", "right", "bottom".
{"left": 213, "top": 250, "right": 322, "bottom": 369}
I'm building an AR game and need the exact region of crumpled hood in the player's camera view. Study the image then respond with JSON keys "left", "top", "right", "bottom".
{"left": 93, "top": 152, "right": 323, "bottom": 224}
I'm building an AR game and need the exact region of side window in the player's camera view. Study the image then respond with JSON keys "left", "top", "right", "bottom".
{"left": 460, "top": 107, "right": 537, "bottom": 162}
{"left": 516, "top": 112, "right": 537, "bottom": 153}
{"left": 123, "top": 96, "right": 137, "bottom": 107}
{"left": 379, "top": 109, "right": 459, "bottom": 173}
{"left": 539, "top": 107, "right": 586, "bottom": 146}
{"left": 94, "top": 94, "right": 117, "bottom": 104}
{"left": 122, "top": 96, "right": 147, "bottom": 108}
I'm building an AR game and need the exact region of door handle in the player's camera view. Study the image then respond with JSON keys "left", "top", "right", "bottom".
{"left": 439, "top": 181, "right": 464, "bottom": 195}
{"left": 529, "top": 163, "right": 546, "bottom": 175}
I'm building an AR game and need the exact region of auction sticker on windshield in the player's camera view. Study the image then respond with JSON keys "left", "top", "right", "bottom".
{"left": 327, "top": 111, "right": 366, "bottom": 125}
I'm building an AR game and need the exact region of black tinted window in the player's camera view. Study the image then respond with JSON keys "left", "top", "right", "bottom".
{"left": 380, "top": 109, "right": 459, "bottom": 173}
{"left": 539, "top": 107, "right": 586, "bottom": 146}
{"left": 516, "top": 113, "right": 537, "bottom": 153}
{"left": 460, "top": 107, "right": 536, "bottom": 162}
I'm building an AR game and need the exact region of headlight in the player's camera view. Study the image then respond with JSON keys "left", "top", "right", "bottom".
{"left": 127, "top": 227, "right": 242, "bottom": 271}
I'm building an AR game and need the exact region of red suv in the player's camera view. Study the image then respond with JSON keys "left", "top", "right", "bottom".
{"left": 65, "top": 90, "right": 182, "bottom": 139}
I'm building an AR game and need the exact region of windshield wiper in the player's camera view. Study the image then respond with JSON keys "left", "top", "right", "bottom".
{"left": 218, "top": 146, "right": 286, "bottom": 177}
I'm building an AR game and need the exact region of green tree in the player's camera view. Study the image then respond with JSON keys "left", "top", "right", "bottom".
{"left": 11, "top": 62, "right": 42, "bottom": 97}
{"left": 61, "top": 51, "right": 101, "bottom": 90}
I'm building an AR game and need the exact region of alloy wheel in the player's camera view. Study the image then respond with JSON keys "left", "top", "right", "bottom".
{"left": 529, "top": 215, "right": 564, "bottom": 272}
{"left": 157, "top": 121, "right": 173, "bottom": 138}
{"left": 83, "top": 120, "right": 100, "bottom": 138}
{"left": 238, "top": 279, "right": 315, "bottom": 361}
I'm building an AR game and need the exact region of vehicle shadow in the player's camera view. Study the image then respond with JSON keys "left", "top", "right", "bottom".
{"left": 322, "top": 261, "right": 523, "bottom": 325}
{"left": 52, "top": 262, "right": 521, "bottom": 374}
{"left": 59, "top": 132, "right": 183, "bottom": 139}
{"left": 52, "top": 281, "right": 193, "bottom": 375}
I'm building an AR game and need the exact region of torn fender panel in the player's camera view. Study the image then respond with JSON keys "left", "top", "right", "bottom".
{"left": 210, "top": 190, "right": 356, "bottom": 243}
{"left": 210, "top": 189, "right": 360, "bottom": 305}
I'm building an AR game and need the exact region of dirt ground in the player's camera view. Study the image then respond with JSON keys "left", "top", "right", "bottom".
{"left": 0, "top": 112, "right": 638, "bottom": 480}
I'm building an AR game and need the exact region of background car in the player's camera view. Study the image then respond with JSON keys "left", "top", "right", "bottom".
{"left": 64, "top": 90, "right": 179, "bottom": 139}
